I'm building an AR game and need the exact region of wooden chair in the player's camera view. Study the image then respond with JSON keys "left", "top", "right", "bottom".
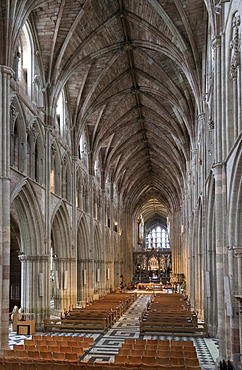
{"left": 52, "top": 352, "right": 66, "bottom": 362}
{"left": 83, "top": 337, "right": 94, "bottom": 345}
{"left": 73, "top": 337, "right": 85, "bottom": 343}
{"left": 170, "top": 350, "right": 184, "bottom": 357}
{"left": 184, "top": 350, "right": 197, "bottom": 358}
{"left": 79, "top": 342, "right": 89, "bottom": 350}
{"left": 13, "top": 345, "right": 25, "bottom": 351}
{"left": 170, "top": 357, "right": 185, "bottom": 366}
{"left": 53, "top": 336, "right": 64, "bottom": 341}
{"left": 156, "top": 350, "right": 169, "bottom": 357}
{"left": 186, "top": 366, "right": 201, "bottom": 370}
{"left": 156, "top": 344, "right": 170, "bottom": 351}
{"left": 71, "top": 347, "right": 84, "bottom": 358}
{"left": 27, "top": 350, "right": 40, "bottom": 360}
{"left": 4, "top": 349, "right": 16, "bottom": 359}
{"left": 183, "top": 346, "right": 197, "bottom": 353}
{"left": 32, "top": 335, "right": 42, "bottom": 341}
{"left": 42, "top": 335, "right": 54, "bottom": 341}
{"left": 141, "top": 355, "right": 156, "bottom": 365}
{"left": 114, "top": 355, "right": 128, "bottom": 364}
{"left": 65, "top": 352, "right": 79, "bottom": 362}
{"left": 59, "top": 345, "right": 73, "bottom": 353}
{"left": 48, "top": 345, "right": 60, "bottom": 352}
{"left": 69, "top": 364, "right": 86, "bottom": 369}
{"left": 118, "top": 348, "right": 131, "bottom": 356}
{"left": 36, "top": 345, "right": 49, "bottom": 352}
{"left": 39, "top": 351, "right": 53, "bottom": 361}
{"left": 124, "top": 339, "right": 136, "bottom": 344}
{"left": 127, "top": 355, "right": 142, "bottom": 365}
{"left": 145, "top": 344, "right": 157, "bottom": 350}
{"left": 147, "top": 339, "right": 159, "bottom": 345}
{"left": 155, "top": 356, "right": 170, "bottom": 366}
{"left": 135, "top": 339, "right": 146, "bottom": 344}
{"left": 130, "top": 349, "right": 143, "bottom": 356}
{"left": 133, "top": 343, "right": 146, "bottom": 350}
{"left": 144, "top": 349, "right": 157, "bottom": 357}
{"left": 121, "top": 343, "right": 133, "bottom": 350}
{"left": 24, "top": 345, "right": 36, "bottom": 351}
{"left": 45, "top": 339, "right": 56, "bottom": 346}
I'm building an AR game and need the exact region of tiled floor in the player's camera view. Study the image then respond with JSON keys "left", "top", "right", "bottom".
{"left": 9, "top": 294, "right": 219, "bottom": 369}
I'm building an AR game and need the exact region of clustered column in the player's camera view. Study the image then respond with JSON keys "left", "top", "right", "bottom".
{"left": 0, "top": 66, "right": 13, "bottom": 353}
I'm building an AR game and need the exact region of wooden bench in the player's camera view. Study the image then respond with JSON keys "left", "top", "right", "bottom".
{"left": 140, "top": 321, "right": 208, "bottom": 337}
{"left": 43, "top": 318, "right": 108, "bottom": 333}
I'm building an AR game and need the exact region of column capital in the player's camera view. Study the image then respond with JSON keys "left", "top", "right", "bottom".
{"left": 19, "top": 255, "right": 49, "bottom": 262}
{"left": 233, "top": 246, "right": 242, "bottom": 257}
{"left": 53, "top": 257, "right": 76, "bottom": 263}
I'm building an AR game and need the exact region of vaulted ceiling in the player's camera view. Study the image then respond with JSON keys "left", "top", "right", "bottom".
{"left": 3, "top": 0, "right": 207, "bottom": 225}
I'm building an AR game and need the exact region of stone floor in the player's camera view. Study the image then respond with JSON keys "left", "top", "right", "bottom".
{"left": 9, "top": 294, "right": 219, "bottom": 369}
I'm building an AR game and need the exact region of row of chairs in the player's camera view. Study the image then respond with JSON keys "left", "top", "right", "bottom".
{"left": 31, "top": 335, "right": 94, "bottom": 345}
{"left": 123, "top": 338, "right": 195, "bottom": 347}
{"left": 118, "top": 348, "right": 198, "bottom": 358}
{"left": 4, "top": 349, "right": 82, "bottom": 362}
{"left": 0, "top": 359, "right": 202, "bottom": 370}
{"left": 114, "top": 354, "right": 200, "bottom": 367}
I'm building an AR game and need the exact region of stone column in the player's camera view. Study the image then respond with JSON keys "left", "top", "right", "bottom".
{"left": 233, "top": 246, "right": 242, "bottom": 353}
{"left": 19, "top": 255, "right": 49, "bottom": 331}
{"left": 53, "top": 257, "right": 76, "bottom": 312}
{"left": 71, "top": 157, "right": 77, "bottom": 306}
{"left": 212, "top": 35, "right": 222, "bottom": 162}
{"left": 0, "top": 65, "right": 14, "bottom": 353}
{"left": 213, "top": 162, "right": 226, "bottom": 361}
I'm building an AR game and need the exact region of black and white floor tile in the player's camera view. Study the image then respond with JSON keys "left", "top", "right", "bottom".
{"left": 9, "top": 294, "right": 219, "bottom": 369}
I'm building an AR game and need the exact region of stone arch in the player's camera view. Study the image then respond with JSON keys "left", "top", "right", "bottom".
{"left": 11, "top": 179, "right": 44, "bottom": 256}
{"left": 228, "top": 142, "right": 242, "bottom": 246}
{"left": 10, "top": 214, "right": 21, "bottom": 312}
{"left": 10, "top": 180, "right": 47, "bottom": 329}
{"left": 51, "top": 202, "right": 72, "bottom": 259}
{"left": 10, "top": 96, "right": 27, "bottom": 173}
{"left": 50, "top": 202, "right": 75, "bottom": 311}
{"left": 77, "top": 215, "right": 91, "bottom": 304}
{"left": 227, "top": 142, "right": 242, "bottom": 354}
{"left": 105, "top": 231, "right": 113, "bottom": 292}
{"left": 93, "top": 224, "right": 103, "bottom": 296}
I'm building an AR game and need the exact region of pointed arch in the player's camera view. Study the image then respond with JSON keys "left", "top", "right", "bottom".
{"left": 228, "top": 142, "right": 242, "bottom": 246}
{"left": 51, "top": 202, "right": 72, "bottom": 258}
{"left": 11, "top": 180, "right": 44, "bottom": 256}
{"left": 77, "top": 215, "right": 90, "bottom": 261}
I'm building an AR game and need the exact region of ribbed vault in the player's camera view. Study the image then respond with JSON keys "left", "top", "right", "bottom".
{"left": 5, "top": 0, "right": 206, "bottom": 229}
